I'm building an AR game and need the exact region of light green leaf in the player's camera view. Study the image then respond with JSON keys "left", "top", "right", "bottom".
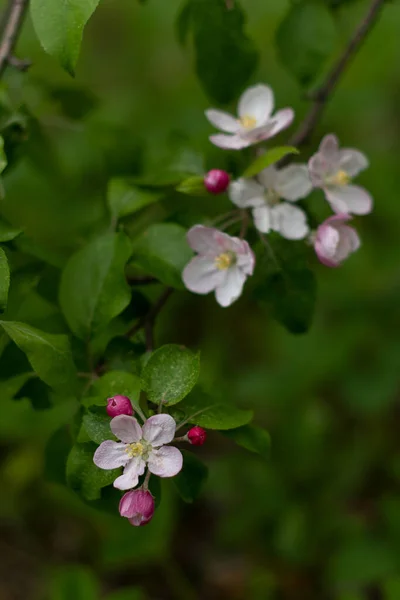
{"left": 66, "top": 442, "right": 119, "bottom": 501}
{"left": 177, "top": 392, "right": 253, "bottom": 430}
{"left": 0, "top": 372, "right": 33, "bottom": 398}
{"left": 107, "top": 179, "right": 163, "bottom": 222}
{"left": 173, "top": 450, "right": 208, "bottom": 503}
{"left": 30, "top": 0, "right": 100, "bottom": 75}
{"left": 0, "top": 217, "right": 23, "bottom": 242}
{"left": 49, "top": 566, "right": 99, "bottom": 600}
{"left": 276, "top": 1, "right": 336, "bottom": 86}
{"left": 176, "top": 175, "right": 207, "bottom": 195}
{"left": 0, "top": 247, "right": 10, "bottom": 312}
{"left": 141, "top": 344, "right": 200, "bottom": 406}
{"left": 131, "top": 224, "right": 193, "bottom": 290}
{"left": 59, "top": 233, "right": 132, "bottom": 339}
{"left": 0, "top": 321, "right": 77, "bottom": 392}
{"left": 242, "top": 147, "right": 299, "bottom": 178}
{"left": 223, "top": 424, "right": 270, "bottom": 459}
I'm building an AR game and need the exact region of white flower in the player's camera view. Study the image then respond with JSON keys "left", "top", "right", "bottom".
{"left": 93, "top": 414, "right": 183, "bottom": 490}
{"left": 229, "top": 164, "right": 312, "bottom": 240}
{"left": 314, "top": 213, "right": 361, "bottom": 268}
{"left": 205, "top": 84, "right": 294, "bottom": 150}
{"left": 308, "top": 134, "right": 372, "bottom": 215}
{"left": 182, "top": 225, "right": 255, "bottom": 307}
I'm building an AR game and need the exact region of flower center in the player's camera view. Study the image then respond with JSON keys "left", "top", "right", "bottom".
{"left": 327, "top": 169, "right": 350, "bottom": 187}
{"left": 126, "top": 440, "right": 151, "bottom": 460}
{"left": 215, "top": 251, "right": 235, "bottom": 270}
{"left": 239, "top": 114, "right": 257, "bottom": 129}
{"left": 266, "top": 188, "right": 280, "bottom": 205}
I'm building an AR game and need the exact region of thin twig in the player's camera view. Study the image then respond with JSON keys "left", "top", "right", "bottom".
{"left": 289, "top": 0, "right": 386, "bottom": 148}
{"left": 125, "top": 286, "right": 173, "bottom": 348}
{"left": 126, "top": 275, "right": 158, "bottom": 286}
{"left": 0, "top": 0, "right": 29, "bottom": 78}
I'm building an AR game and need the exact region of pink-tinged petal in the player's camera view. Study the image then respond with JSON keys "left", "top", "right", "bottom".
{"left": 187, "top": 224, "right": 225, "bottom": 255}
{"left": 228, "top": 178, "right": 265, "bottom": 209}
{"left": 319, "top": 134, "right": 339, "bottom": 160}
{"left": 252, "top": 205, "right": 271, "bottom": 234}
{"left": 308, "top": 154, "right": 331, "bottom": 186}
{"left": 182, "top": 256, "right": 224, "bottom": 294}
{"left": 113, "top": 456, "right": 146, "bottom": 490}
{"left": 142, "top": 414, "right": 177, "bottom": 446}
{"left": 338, "top": 148, "right": 369, "bottom": 177}
{"left": 275, "top": 164, "right": 312, "bottom": 201}
{"left": 215, "top": 266, "right": 246, "bottom": 307}
{"left": 93, "top": 440, "right": 129, "bottom": 470}
{"left": 238, "top": 84, "right": 274, "bottom": 126}
{"left": 270, "top": 203, "right": 309, "bottom": 240}
{"left": 110, "top": 415, "right": 142, "bottom": 443}
{"left": 147, "top": 446, "right": 183, "bottom": 478}
{"left": 314, "top": 215, "right": 360, "bottom": 267}
{"left": 257, "top": 164, "right": 278, "bottom": 190}
{"left": 236, "top": 240, "right": 256, "bottom": 276}
{"left": 266, "top": 108, "right": 294, "bottom": 138}
{"left": 240, "top": 122, "right": 275, "bottom": 144}
{"left": 325, "top": 184, "right": 373, "bottom": 215}
{"left": 205, "top": 109, "right": 241, "bottom": 133}
{"left": 209, "top": 134, "right": 250, "bottom": 150}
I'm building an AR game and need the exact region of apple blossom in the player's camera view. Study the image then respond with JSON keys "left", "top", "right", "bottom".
{"left": 205, "top": 84, "right": 294, "bottom": 150}
{"left": 204, "top": 169, "right": 230, "bottom": 194}
{"left": 119, "top": 489, "right": 155, "bottom": 526}
{"left": 229, "top": 164, "right": 312, "bottom": 240}
{"left": 93, "top": 414, "right": 183, "bottom": 490}
{"left": 106, "top": 395, "right": 134, "bottom": 417}
{"left": 182, "top": 225, "right": 255, "bottom": 307}
{"left": 308, "top": 134, "right": 372, "bottom": 215}
{"left": 314, "top": 213, "right": 361, "bottom": 268}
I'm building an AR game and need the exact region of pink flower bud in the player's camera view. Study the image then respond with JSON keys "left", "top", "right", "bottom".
{"left": 204, "top": 169, "right": 230, "bottom": 195}
{"left": 119, "top": 489, "right": 155, "bottom": 527}
{"left": 106, "top": 395, "right": 134, "bottom": 417}
{"left": 187, "top": 426, "right": 207, "bottom": 446}
{"left": 314, "top": 213, "right": 360, "bottom": 268}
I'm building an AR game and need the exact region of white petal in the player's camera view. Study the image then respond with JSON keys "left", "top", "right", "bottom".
{"left": 236, "top": 241, "right": 255, "bottom": 275}
{"left": 335, "top": 225, "right": 361, "bottom": 263}
{"left": 266, "top": 108, "right": 294, "bottom": 138}
{"left": 270, "top": 203, "right": 309, "bottom": 240}
{"left": 319, "top": 134, "right": 339, "bottom": 160}
{"left": 325, "top": 184, "right": 373, "bottom": 215}
{"left": 215, "top": 267, "right": 246, "bottom": 307}
{"left": 187, "top": 224, "right": 227, "bottom": 255}
{"left": 257, "top": 165, "right": 278, "bottom": 190}
{"left": 111, "top": 415, "right": 142, "bottom": 443}
{"left": 228, "top": 178, "right": 265, "bottom": 208}
{"left": 182, "top": 256, "right": 224, "bottom": 294}
{"left": 252, "top": 205, "right": 271, "bottom": 233}
{"left": 238, "top": 84, "right": 274, "bottom": 126}
{"left": 93, "top": 440, "right": 129, "bottom": 470}
{"left": 147, "top": 446, "right": 183, "bottom": 478}
{"left": 205, "top": 109, "right": 240, "bottom": 133}
{"left": 275, "top": 164, "right": 313, "bottom": 201}
{"left": 209, "top": 134, "right": 250, "bottom": 150}
{"left": 240, "top": 123, "right": 275, "bottom": 144}
{"left": 308, "top": 154, "right": 332, "bottom": 186}
{"left": 113, "top": 456, "right": 146, "bottom": 490}
{"left": 338, "top": 149, "right": 369, "bottom": 177}
{"left": 142, "top": 414, "right": 176, "bottom": 446}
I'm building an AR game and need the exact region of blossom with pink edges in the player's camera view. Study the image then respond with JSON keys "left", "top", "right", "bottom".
{"left": 314, "top": 214, "right": 361, "bottom": 268}
{"left": 119, "top": 489, "right": 155, "bottom": 527}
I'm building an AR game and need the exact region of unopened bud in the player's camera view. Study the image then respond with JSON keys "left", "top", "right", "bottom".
{"left": 204, "top": 169, "right": 230, "bottom": 195}
{"left": 106, "top": 395, "right": 134, "bottom": 417}
{"left": 187, "top": 425, "right": 207, "bottom": 446}
{"left": 119, "top": 489, "right": 155, "bottom": 526}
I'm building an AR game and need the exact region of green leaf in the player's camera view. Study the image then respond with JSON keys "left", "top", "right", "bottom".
{"left": 89, "top": 371, "right": 141, "bottom": 407}
{"left": 0, "top": 321, "right": 77, "bottom": 392}
{"left": 131, "top": 224, "right": 193, "bottom": 290}
{"left": 176, "top": 0, "right": 193, "bottom": 47}
{"left": 177, "top": 392, "right": 253, "bottom": 430}
{"left": 49, "top": 566, "right": 99, "bottom": 600}
{"left": 0, "top": 247, "right": 10, "bottom": 312}
{"left": 173, "top": 450, "right": 208, "bottom": 503}
{"left": 80, "top": 413, "right": 113, "bottom": 445}
{"left": 223, "top": 424, "right": 270, "bottom": 459}
{"left": 66, "top": 442, "right": 119, "bottom": 501}
{"left": 141, "top": 344, "right": 200, "bottom": 406}
{"left": 107, "top": 179, "right": 163, "bottom": 222}
{"left": 276, "top": 1, "right": 336, "bottom": 86}
{"left": 190, "top": 0, "right": 259, "bottom": 103}
{"left": 242, "top": 147, "right": 299, "bottom": 178}
{"left": 30, "top": 0, "right": 100, "bottom": 75}
{"left": 0, "top": 217, "right": 23, "bottom": 242}
{"left": 176, "top": 175, "right": 207, "bottom": 196}
{"left": 0, "top": 136, "right": 7, "bottom": 174}
{"left": 59, "top": 233, "right": 132, "bottom": 339}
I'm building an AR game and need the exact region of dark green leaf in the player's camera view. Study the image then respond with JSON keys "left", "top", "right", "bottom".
{"left": 30, "top": 0, "right": 100, "bottom": 75}
{"left": 133, "top": 147, "right": 204, "bottom": 188}
{"left": 59, "top": 233, "right": 132, "bottom": 339}
{"left": 80, "top": 413, "right": 113, "bottom": 445}
{"left": 49, "top": 566, "right": 99, "bottom": 600}
{"left": 141, "top": 344, "right": 200, "bottom": 406}
{"left": 276, "top": 1, "right": 336, "bottom": 86}
{"left": 0, "top": 135, "right": 7, "bottom": 174}
{"left": 0, "top": 247, "right": 10, "bottom": 312}
{"left": 0, "top": 321, "right": 77, "bottom": 392}
{"left": 177, "top": 392, "right": 253, "bottom": 430}
{"left": 176, "top": 1, "right": 193, "bottom": 47}
{"left": 107, "top": 179, "right": 163, "bottom": 222}
{"left": 223, "top": 424, "right": 270, "bottom": 459}
{"left": 173, "top": 450, "right": 208, "bottom": 503}
{"left": 131, "top": 224, "right": 193, "bottom": 290}
{"left": 107, "top": 588, "right": 145, "bottom": 600}
{"left": 88, "top": 371, "right": 141, "bottom": 409}
{"left": 242, "top": 147, "right": 299, "bottom": 178}
{"left": 190, "top": 0, "right": 259, "bottom": 103}
{"left": 66, "top": 442, "right": 119, "bottom": 501}
{"left": 0, "top": 217, "right": 23, "bottom": 242}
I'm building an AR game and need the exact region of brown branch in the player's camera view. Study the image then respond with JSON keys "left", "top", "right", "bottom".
{"left": 0, "top": 0, "right": 29, "bottom": 78}
{"left": 289, "top": 0, "right": 386, "bottom": 148}
{"left": 126, "top": 286, "right": 173, "bottom": 350}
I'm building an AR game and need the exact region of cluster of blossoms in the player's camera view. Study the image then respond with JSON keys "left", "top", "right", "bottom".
{"left": 93, "top": 395, "right": 207, "bottom": 526}
{"left": 182, "top": 83, "right": 372, "bottom": 307}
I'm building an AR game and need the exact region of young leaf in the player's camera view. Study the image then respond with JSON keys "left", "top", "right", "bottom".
{"left": 30, "top": 0, "right": 100, "bottom": 75}
{"left": 177, "top": 392, "right": 253, "bottom": 430}
{"left": 59, "top": 233, "right": 132, "bottom": 339}
{"left": 173, "top": 450, "right": 208, "bottom": 503}
{"left": 223, "top": 424, "right": 270, "bottom": 459}
{"left": 131, "top": 224, "right": 193, "bottom": 289}
{"left": 141, "top": 344, "right": 200, "bottom": 406}
{"left": 190, "top": 0, "right": 259, "bottom": 103}
{"left": 66, "top": 442, "right": 119, "bottom": 501}
{"left": 176, "top": 175, "right": 208, "bottom": 196}
{"left": 242, "top": 147, "right": 299, "bottom": 178}
{"left": 0, "top": 247, "right": 10, "bottom": 312}
{"left": 276, "top": 1, "right": 336, "bottom": 86}
{"left": 107, "top": 179, "right": 163, "bottom": 222}
{"left": 0, "top": 321, "right": 77, "bottom": 392}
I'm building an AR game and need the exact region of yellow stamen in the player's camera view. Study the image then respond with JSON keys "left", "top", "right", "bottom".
{"left": 215, "top": 252, "right": 234, "bottom": 270}
{"left": 126, "top": 442, "right": 145, "bottom": 458}
{"left": 329, "top": 169, "right": 350, "bottom": 186}
{"left": 239, "top": 114, "right": 257, "bottom": 129}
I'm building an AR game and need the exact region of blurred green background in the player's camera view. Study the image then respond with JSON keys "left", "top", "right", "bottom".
{"left": 1, "top": 0, "right": 400, "bottom": 598}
